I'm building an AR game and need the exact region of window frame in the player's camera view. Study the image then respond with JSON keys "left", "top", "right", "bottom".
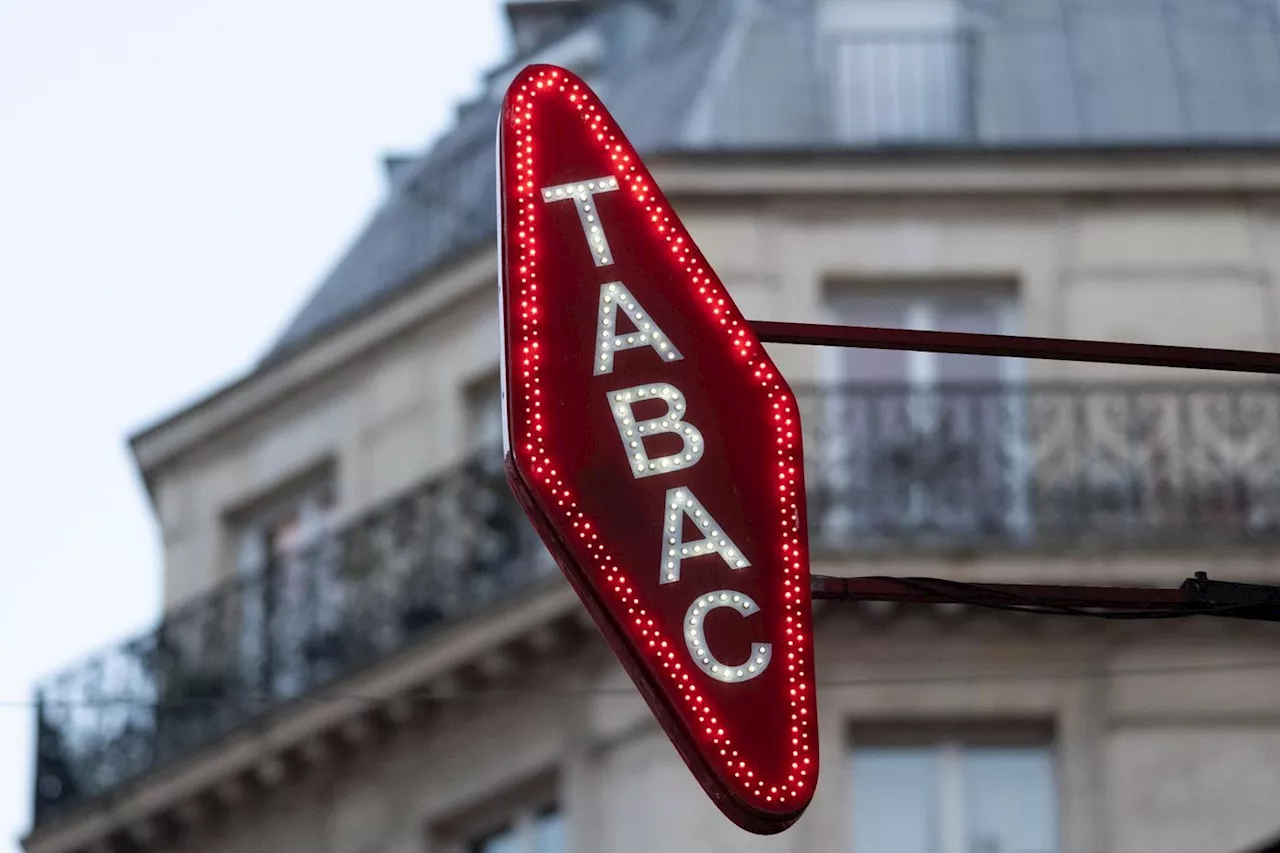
{"left": 229, "top": 464, "right": 338, "bottom": 578}
{"left": 820, "top": 283, "right": 1024, "bottom": 391}
{"left": 217, "top": 463, "right": 342, "bottom": 699}
{"left": 466, "top": 804, "right": 564, "bottom": 853}
{"left": 428, "top": 773, "right": 564, "bottom": 853}
{"left": 817, "top": 0, "right": 972, "bottom": 143}
{"left": 462, "top": 369, "right": 506, "bottom": 456}
{"left": 816, "top": 282, "right": 1032, "bottom": 544}
{"left": 848, "top": 721, "right": 1061, "bottom": 853}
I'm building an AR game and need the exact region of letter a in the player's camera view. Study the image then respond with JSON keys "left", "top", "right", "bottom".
{"left": 659, "top": 487, "right": 751, "bottom": 584}
{"left": 594, "top": 282, "right": 683, "bottom": 375}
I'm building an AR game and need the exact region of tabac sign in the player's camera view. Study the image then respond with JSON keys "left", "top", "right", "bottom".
{"left": 497, "top": 65, "right": 818, "bottom": 833}
{"left": 492, "top": 60, "right": 1280, "bottom": 838}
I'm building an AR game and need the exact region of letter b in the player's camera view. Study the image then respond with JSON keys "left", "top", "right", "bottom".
{"left": 606, "top": 383, "right": 704, "bottom": 478}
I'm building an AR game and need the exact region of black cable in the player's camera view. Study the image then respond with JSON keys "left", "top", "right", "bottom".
{"left": 847, "top": 575, "right": 1267, "bottom": 620}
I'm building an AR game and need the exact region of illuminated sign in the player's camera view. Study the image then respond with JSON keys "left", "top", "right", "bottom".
{"left": 497, "top": 64, "right": 818, "bottom": 834}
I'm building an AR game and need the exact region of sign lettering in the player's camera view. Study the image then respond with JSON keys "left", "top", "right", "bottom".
{"left": 499, "top": 64, "right": 818, "bottom": 835}
{"left": 606, "top": 383, "right": 704, "bottom": 477}
{"left": 594, "top": 281, "right": 683, "bottom": 375}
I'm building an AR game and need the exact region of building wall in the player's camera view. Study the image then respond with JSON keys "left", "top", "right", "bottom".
{"left": 152, "top": 190, "right": 1280, "bottom": 609}
{"left": 150, "top": 616, "right": 1280, "bottom": 853}
{"left": 105, "top": 185, "right": 1280, "bottom": 853}
{"left": 154, "top": 285, "right": 501, "bottom": 608}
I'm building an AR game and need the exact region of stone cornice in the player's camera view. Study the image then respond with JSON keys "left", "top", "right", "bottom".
{"left": 127, "top": 149, "right": 1280, "bottom": 506}
{"left": 23, "top": 579, "right": 582, "bottom": 853}
{"left": 26, "top": 556, "right": 1280, "bottom": 852}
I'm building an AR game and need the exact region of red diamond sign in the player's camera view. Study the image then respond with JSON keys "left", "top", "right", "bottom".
{"left": 498, "top": 64, "right": 818, "bottom": 834}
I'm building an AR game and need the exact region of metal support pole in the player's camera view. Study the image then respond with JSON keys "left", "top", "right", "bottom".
{"left": 753, "top": 321, "right": 1280, "bottom": 375}
{"left": 754, "top": 319, "right": 1280, "bottom": 622}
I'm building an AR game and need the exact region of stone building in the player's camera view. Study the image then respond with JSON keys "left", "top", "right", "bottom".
{"left": 24, "top": 1, "right": 1280, "bottom": 852}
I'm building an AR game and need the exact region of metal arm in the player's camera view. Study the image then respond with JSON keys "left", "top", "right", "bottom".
{"left": 755, "top": 319, "right": 1280, "bottom": 621}
{"left": 753, "top": 321, "right": 1280, "bottom": 375}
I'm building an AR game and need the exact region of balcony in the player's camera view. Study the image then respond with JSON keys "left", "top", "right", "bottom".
{"left": 31, "top": 451, "right": 551, "bottom": 827}
{"left": 800, "top": 383, "right": 1280, "bottom": 553}
{"left": 31, "top": 383, "right": 1280, "bottom": 825}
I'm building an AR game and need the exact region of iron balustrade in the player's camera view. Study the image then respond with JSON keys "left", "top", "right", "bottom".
{"left": 31, "top": 449, "right": 551, "bottom": 825}
{"left": 31, "top": 382, "right": 1280, "bottom": 824}
{"left": 800, "top": 382, "right": 1280, "bottom": 551}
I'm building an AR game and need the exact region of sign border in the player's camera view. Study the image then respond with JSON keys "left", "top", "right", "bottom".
{"left": 497, "top": 64, "right": 818, "bottom": 834}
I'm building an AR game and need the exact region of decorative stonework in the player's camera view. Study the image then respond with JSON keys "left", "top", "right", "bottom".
{"left": 29, "top": 609, "right": 586, "bottom": 853}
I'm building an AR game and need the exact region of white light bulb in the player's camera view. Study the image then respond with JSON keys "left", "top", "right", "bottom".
{"left": 683, "top": 590, "right": 771, "bottom": 683}
{"left": 540, "top": 176, "right": 618, "bottom": 266}
{"left": 658, "top": 487, "right": 751, "bottom": 585}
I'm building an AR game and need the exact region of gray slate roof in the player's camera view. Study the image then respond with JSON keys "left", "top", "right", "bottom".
{"left": 261, "top": 0, "right": 1280, "bottom": 364}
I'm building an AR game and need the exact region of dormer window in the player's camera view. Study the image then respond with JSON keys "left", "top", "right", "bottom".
{"left": 820, "top": 0, "right": 972, "bottom": 143}
{"left": 505, "top": 0, "right": 593, "bottom": 54}
{"left": 488, "top": 2, "right": 606, "bottom": 98}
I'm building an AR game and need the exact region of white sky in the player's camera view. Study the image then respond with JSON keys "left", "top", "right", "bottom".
{"left": 0, "top": 3, "right": 508, "bottom": 849}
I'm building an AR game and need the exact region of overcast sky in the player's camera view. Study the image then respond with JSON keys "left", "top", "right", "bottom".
{"left": 0, "top": 3, "right": 507, "bottom": 849}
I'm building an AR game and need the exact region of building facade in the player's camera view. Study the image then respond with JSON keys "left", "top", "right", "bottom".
{"left": 25, "top": 1, "right": 1280, "bottom": 852}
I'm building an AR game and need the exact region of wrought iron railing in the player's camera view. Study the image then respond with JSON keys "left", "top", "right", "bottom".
{"left": 31, "top": 449, "right": 550, "bottom": 825}
{"left": 799, "top": 383, "right": 1280, "bottom": 552}
{"left": 31, "top": 383, "right": 1280, "bottom": 824}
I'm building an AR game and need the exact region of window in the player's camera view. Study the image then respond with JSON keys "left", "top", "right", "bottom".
{"left": 470, "top": 806, "right": 565, "bottom": 853}
{"left": 465, "top": 372, "right": 506, "bottom": 455}
{"left": 229, "top": 470, "right": 339, "bottom": 699}
{"left": 431, "top": 775, "right": 564, "bottom": 853}
{"left": 234, "top": 475, "right": 337, "bottom": 577}
{"left": 820, "top": 0, "right": 971, "bottom": 142}
{"left": 488, "top": 22, "right": 606, "bottom": 99}
{"left": 824, "top": 288, "right": 1020, "bottom": 388}
{"left": 850, "top": 734, "right": 1058, "bottom": 853}
{"left": 814, "top": 286, "right": 1027, "bottom": 546}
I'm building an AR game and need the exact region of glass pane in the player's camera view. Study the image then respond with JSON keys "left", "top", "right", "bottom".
{"left": 851, "top": 746, "right": 940, "bottom": 853}
{"left": 820, "top": 296, "right": 913, "bottom": 546}
{"left": 236, "top": 530, "right": 267, "bottom": 576}
{"left": 829, "top": 296, "right": 911, "bottom": 384}
{"left": 832, "top": 32, "right": 966, "bottom": 142}
{"left": 473, "top": 824, "right": 519, "bottom": 853}
{"left": 297, "top": 486, "right": 335, "bottom": 546}
{"left": 932, "top": 298, "right": 1007, "bottom": 384}
{"left": 925, "top": 297, "right": 1020, "bottom": 536}
{"left": 535, "top": 807, "right": 566, "bottom": 853}
{"left": 466, "top": 376, "right": 505, "bottom": 453}
{"left": 962, "top": 747, "right": 1058, "bottom": 853}
{"left": 269, "top": 510, "right": 302, "bottom": 557}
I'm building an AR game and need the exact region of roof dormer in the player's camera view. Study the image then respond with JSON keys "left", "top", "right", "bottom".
{"left": 504, "top": 0, "right": 595, "bottom": 54}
